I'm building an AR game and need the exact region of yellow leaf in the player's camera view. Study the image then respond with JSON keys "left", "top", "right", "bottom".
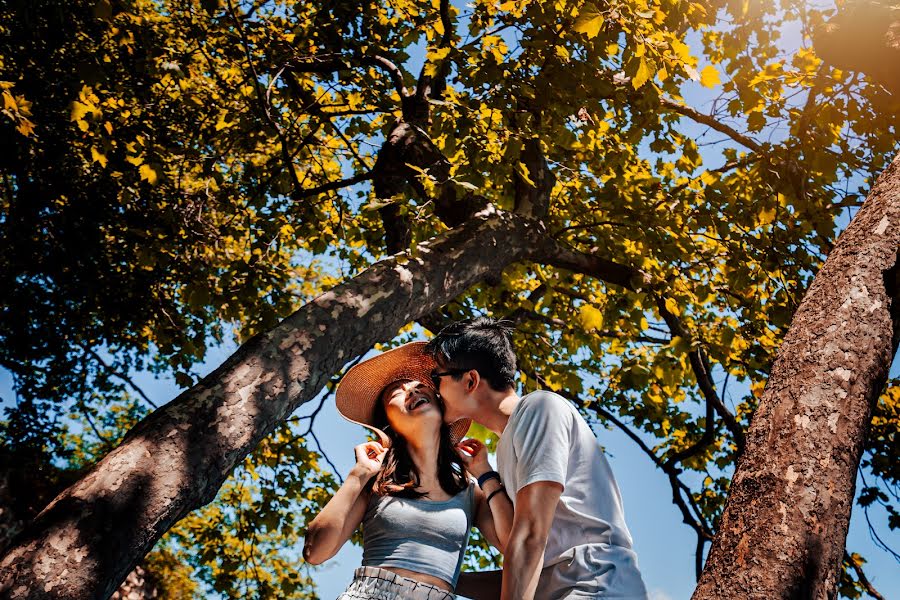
{"left": 139, "top": 163, "right": 159, "bottom": 185}
{"left": 700, "top": 65, "right": 720, "bottom": 88}
{"left": 70, "top": 100, "right": 91, "bottom": 122}
{"left": 573, "top": 3, "right": 604, "bottom": 39}
{"left": 700, "top": 171, "right": 718, "bottom": 186}
{"left": 16, "top": 119, "right": 35, "bottom": 137}
{"left": 516, "top": 162, "right": 535, "bottom": 187}
{"left": 578, "top": 305, "right": 604, "bottom": 331}
{"left": 663, "top": 297, "right": 681, "bottom": 316}
{"left": 757, "top": 206, "right": 776, "bottom": 225}
{"left": 90, "top": 147, "right": 108, "bottom": 167}
{"left": 2, "top": 91, "right": 17, "bottom": 111}
{"left": 671, "top": 40, "right": 692, "bottom": 63}
{"left": 632, "top": 57, "right": 652, "bottom": 89}
{"left": 433, "top": 15, "right": 444, "bottom": 37}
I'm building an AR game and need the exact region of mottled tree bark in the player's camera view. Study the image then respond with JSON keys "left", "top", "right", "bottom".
{"left": 0, "top": 211, "right": 546, "bottom": 600}
{"left": 693, "top": 152, "right": 900, "bottom": 599}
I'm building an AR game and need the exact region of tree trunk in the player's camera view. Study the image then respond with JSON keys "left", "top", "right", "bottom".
{"left": 692, "top": 152, "right": 900, "bottom": 599}
{"left": 0, "top": 211, "right": 545, "bottom": 600}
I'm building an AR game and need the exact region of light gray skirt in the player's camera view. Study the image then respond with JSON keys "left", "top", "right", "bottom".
{"left": 337, "top": 566, "right": 455, "bottom": 600}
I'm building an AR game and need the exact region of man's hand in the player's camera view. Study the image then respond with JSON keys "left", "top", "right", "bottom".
{"left": 501, "top": 480, "right": 563, "bottom": 600}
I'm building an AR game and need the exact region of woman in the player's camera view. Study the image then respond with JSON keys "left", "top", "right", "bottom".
{"left": 303, "top": 342, "right": 513, "bottom": 600}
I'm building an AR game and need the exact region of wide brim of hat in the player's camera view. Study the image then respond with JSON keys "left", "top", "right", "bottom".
{"left": 335, "top": 341, "right": 471, "bottom": 446}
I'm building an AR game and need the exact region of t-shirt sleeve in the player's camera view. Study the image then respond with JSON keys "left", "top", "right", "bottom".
{"left": 511, "top": 392, "right": 572, "bottom": 492}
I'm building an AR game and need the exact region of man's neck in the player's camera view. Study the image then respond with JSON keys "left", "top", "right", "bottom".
{"left": 473, "top": 388, "right": 521, "bottom": 436}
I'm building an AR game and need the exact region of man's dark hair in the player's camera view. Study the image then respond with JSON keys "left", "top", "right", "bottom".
{"left": 425, "top": 317, "right": 517, "bottom": 392}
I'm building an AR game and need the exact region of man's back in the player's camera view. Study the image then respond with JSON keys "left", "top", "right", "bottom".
{"left": 496, "top": 390, "right": 648, "bottom": 599}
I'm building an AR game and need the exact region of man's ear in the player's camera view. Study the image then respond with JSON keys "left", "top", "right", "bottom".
{"left": 467, "top": 369, "right": 480, "bottom": 392}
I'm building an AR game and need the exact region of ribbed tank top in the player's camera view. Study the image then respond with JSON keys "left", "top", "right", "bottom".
{"left": 361, "top": 483, "right": 476, "bottom": 588}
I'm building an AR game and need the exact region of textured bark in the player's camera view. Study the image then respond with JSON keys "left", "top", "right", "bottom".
{"left": 0, "top": 211, "right": 546, "bottom": 600}
{"left": 108, "top": 566, "right": 158, "bottom": 600}
{"left": 693, "top": 152, "right": 900, "bottom": 600}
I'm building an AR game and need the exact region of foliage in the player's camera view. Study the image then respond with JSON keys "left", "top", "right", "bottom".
{"left": 2, "top": 0, "right": 898, "bottom": 597}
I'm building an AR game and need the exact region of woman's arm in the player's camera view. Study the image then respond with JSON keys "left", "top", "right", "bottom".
{"left": 457, "top": 439, "right": 514, "bottom": 552}
{"left": 303, "top": 441, "right": 386, "bottom": 565}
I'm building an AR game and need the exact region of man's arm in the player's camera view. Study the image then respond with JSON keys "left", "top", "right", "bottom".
{"left": 501, "top": 480, "right": 563, "bottom": 600}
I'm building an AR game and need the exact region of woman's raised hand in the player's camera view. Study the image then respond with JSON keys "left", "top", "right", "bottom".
{"left": 352, "top": 441, "right": 387, "bottom": 479}
{"left": 455, "top": 438, "right": 492, "bottom": 479}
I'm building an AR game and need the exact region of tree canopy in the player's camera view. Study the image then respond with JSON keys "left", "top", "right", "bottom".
{"left": 1, "top": 0, "right": 898, "bottom": 597}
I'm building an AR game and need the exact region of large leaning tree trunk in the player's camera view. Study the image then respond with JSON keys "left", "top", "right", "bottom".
{"left": 693, "top": 153, "right": 900, "bottom": 600}
{"left": 0, "top": 211, "right": 548, "bottom": 599}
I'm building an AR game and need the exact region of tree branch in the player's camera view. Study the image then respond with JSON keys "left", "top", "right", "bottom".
{"left": 658, "top": 97, "right": 764, "bottom": 153}
{"left": 654, "top": 297, "right": 746, "bottom": 453}
{"left": 82, "top": 346, "right": 158, "bottom": 409}
{"left": 843, "top": 551, "right": 885, "bottom": 600}
{"left": 290, "top": 171, "right": 373, "bottom": 201}
{"left": 535, "top": 238, "right": 649, "bottom": 292}
{"left": 289, "top": 53, "right": 410, "bottom": 100}
{"left": 415, "top": 0, "right": 454, "bottom": 105}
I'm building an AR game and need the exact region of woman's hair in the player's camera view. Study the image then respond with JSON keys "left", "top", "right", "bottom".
{"left": 370, "top": 385, "right": 468, "bottom": 499}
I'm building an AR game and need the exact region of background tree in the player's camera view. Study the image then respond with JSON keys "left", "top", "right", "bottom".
{"left": 1, "top": 0, "right": 897, "bottom": 598}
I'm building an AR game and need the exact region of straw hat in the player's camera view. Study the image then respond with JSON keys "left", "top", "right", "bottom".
{"left": 335, "top": 341, "right": 471, "bottom": 447}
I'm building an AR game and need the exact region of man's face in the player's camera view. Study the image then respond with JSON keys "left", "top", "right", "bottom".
{"left": 430, "top": 362, "right": 469, "bottom": 423}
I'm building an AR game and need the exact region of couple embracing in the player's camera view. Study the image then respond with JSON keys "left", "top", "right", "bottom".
{"left": 304, "top": 318, "right": 648, "bottom": 600}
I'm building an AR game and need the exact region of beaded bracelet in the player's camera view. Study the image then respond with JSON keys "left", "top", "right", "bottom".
{"left": 477, "top": 470, "right": 501, "bottom": 489}
{"left": 486, "top": 486, "right": 506, "bottom": 504}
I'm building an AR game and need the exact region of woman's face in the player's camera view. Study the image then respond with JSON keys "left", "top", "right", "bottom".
{"left": 379, "top": 379, "right": 443, "bottom": 442}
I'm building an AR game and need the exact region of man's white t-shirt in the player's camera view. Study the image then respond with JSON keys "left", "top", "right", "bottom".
{"left": 496, "top": 390, "right": 649, "bottom": 599}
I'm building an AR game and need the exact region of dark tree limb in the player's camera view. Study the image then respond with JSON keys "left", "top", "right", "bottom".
{"left": 658, "top": 97, "right": 764, "bottom": 154}
{"left": 415, "top": 0, "right": 454, "bottom": 105}
{"left": 654, "top": 297, "right": 746, "bottom": 454}
{"left": 534, "top": 237, "right": 651, "bottom": 292}
{"left": 226, "top": 0, "right": 304, "bottom": 198}
{"left": 290, "top": 171, "right": 373, "bottom": 201}
{"left": 843, "top": 551, "right": 886, "bottom": 600}
{"left": 514, "top": 137, "right": 555, "bottom": 220}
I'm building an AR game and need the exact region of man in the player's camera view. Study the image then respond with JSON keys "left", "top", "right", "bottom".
{"left": 426, "top": 317, "right": 648, "bottom": 600}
